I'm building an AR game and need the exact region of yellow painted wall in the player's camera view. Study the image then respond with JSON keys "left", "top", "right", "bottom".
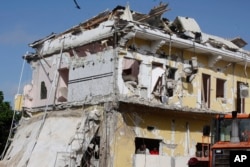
{"left": 116, "top": 37, "right": 250, "bottom": 166}
{"left": 159, "top": 44, "right": 250, "bottom": 114}
{"left": 112, "top": 108, "right": 212, "bottom": 167}
{"left": 14, "top": 94, "right": 23, "bottom": 111}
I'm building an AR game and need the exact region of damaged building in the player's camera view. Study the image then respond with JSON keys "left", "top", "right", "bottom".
{"left": 1, "top": 3, "right": 250, "bottom": 167}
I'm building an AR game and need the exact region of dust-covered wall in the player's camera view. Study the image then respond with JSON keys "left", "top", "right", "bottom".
{"left": 0, "top": 106, "right": 105, "bottom": 167}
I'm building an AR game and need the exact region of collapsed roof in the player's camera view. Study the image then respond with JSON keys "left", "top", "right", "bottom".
{"left": 27, "top": 3, "right": 249, "bottom": 62}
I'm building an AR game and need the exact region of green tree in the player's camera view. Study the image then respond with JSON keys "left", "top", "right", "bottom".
{"left": 0, "top": 91, "right": 15, "bottom": 155}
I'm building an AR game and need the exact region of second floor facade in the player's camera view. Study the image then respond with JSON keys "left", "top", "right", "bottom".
{"left": 20, "top": 4, "right": 250, "bottom": 114}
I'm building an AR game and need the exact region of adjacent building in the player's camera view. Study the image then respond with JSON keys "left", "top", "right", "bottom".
{"left": 1, "top": 3, "right": 250, "bottom": 167}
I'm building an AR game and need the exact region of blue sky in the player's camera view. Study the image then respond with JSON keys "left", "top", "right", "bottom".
{"left": 0, "top": 0, "right": 250, "bottom": 105}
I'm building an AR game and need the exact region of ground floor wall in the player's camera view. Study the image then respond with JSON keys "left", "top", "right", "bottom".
{"left": 111, "top": 103, "right": 213, "bottom": 167}
{"left": 0, "top": 102, "right": 214, "bottom": 167}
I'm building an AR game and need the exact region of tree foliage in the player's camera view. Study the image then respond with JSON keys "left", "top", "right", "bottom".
{"left": 0, "top": 91, "right": 15, "bottom": 155}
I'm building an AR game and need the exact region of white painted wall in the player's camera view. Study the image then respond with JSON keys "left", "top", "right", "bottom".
{"left": 133, "top": 154, "right": 190, "bottom": 167}
{"left": 68, "top": 50, "right": 114, "bottom": 102}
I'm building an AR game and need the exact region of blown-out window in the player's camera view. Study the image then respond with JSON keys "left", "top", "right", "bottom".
{"left": 122, "top": 58, "right": 140, "bottom": 83}
{"left": 202, "top": 74, "right": 211, "bottom": 108}
{"left": 166, "top": 66, "right": 177, "bottom": 80}
{"left": 216, "top": 78, "right": 226, "bottom": 98}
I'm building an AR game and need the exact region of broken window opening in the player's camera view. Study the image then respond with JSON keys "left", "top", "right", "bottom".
{"left": 166, "top": 66, "right": 177, "bottom": 97}
{"left": 201, "top": 74, "right": 211, "bottom": 108}
{"left": 216, "top": 78, "right": 226, "bottom": 98}
{"left": 135, "top": 137, "right": 161, "bottom": 155}
{"left": 57, "top": 68, "right": 69, "bottom": 102}
{"left": 40, "top": 81, "right": 47, "bottom": 99}
{"left": 167, "top": 88, "right": 173, "bottom": 97}
{"left": 151, "top": 63, "right": 164, "bottom": 98}
{"left": 58, "top": 68, "right": 69, "bottom": 86}
{"left": 153, "top": 76, "right": 163, "bottom": 97}
{"left": 81, "top": 136, "right": 100, "bottom": 167}
{"left": 237, "top": 81, "right": 245, "bottom": 113}
{"left": 122, "top": 58, "right": 140, "bottom": 83}
{"left": 166, "top": 66, "right": 177, "bottom": 80}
